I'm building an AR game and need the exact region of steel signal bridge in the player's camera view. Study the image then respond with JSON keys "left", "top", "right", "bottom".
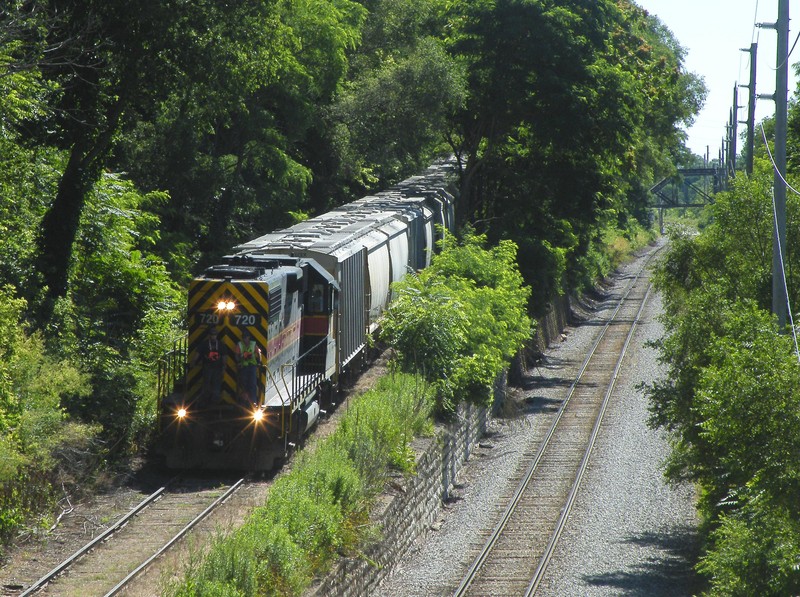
{"left": 650, "top": 166, "right": 725, "bottom": 231}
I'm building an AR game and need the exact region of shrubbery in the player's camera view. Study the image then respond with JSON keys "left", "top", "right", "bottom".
{"left": 165, "top": 373, "right": 434, "bottom": 597}
{"left": 648, "top": 160, "right": 800, "bottom": 595}
{"left": 380, "top": 232, "right": 532, "bottom": 410}
{"left": 0, "top": 285, "right": 98, "bottom": 542}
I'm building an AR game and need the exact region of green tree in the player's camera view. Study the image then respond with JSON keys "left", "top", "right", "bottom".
{"left": 380, "top": 233, "right": 531, "bottom": 409}
{"left": 59, "top": 174, "right": 184, "bottom": 446}
{"left": 442, "top": 0, "right": 704, "bottom": 308}
{"left": 113, "top": 0, "right": 367, "bottom": 269}
{"left": 325, "top": 0, "right": 464, "bottom": 187}
{"left": 0, "top": 4, "right": 60, "bottom": 297}
{"left": 331, "top": 37, "right": 465, "bottom": 185}
{"left": 19, "top": 0, "right": 367, "bottom": 307}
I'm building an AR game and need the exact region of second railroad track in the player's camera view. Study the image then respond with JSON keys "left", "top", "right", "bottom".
{"left": 453, "top": 246, "right": 659, "bottom": 597}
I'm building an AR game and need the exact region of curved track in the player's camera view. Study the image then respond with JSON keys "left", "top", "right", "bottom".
{"left": 454, "top": 247, "right": 660, "bottom": 597}
{"left": 19, "top": 477, "right": 245, "bottom": 597}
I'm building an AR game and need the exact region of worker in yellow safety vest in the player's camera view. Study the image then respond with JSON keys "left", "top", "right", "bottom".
{"left": 235, "top": 329, "right": 262, "bottom": 406}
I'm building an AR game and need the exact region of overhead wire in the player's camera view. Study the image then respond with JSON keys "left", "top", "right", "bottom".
{"left": 770, "top": 29, "right": 800, "bottom": 71}
{"left": 760, "top": 123, "right": 800, "bottom": 361}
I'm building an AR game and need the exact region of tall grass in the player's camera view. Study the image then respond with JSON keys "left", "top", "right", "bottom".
{"left": 164, "top": 372, "right": 434, "bottom": 597}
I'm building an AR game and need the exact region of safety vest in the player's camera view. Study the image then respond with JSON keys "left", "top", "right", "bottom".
{"left": 238, "top": 340, "right": 257, "bottom": 366}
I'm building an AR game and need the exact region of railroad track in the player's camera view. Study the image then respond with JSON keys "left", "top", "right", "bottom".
{"left": 19, "top": 476, "right": 245, "bottom": 597}
{"left": 453, "top": 247, "right": 660, "bottom": 597}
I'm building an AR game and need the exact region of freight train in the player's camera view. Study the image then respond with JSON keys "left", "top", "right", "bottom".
{"left": 156, "top": 160, "right": 456, "bottom": 470}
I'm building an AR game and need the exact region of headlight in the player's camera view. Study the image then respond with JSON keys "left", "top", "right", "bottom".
{"left": 217, "top": 300, "right": 236, "bottom": 311}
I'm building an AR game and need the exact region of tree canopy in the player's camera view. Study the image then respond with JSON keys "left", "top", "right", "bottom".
{"left": 442, "top": 0, "right": 704, "bottom": 310}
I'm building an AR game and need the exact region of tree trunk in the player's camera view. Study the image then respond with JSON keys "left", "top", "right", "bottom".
{"left": 36, "top": 143, "right": 94, "bottom": 302}
{"left": 35, "top": 96, "right": 125, "bottom": 318}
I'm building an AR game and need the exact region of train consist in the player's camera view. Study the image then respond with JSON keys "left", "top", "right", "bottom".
{"left": 156, "top": 160, "right": 456, "bottom": 470}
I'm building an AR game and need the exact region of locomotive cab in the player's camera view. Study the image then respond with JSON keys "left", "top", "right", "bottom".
{"left": 158, "top": 257, "right": 315, "bottom": 470}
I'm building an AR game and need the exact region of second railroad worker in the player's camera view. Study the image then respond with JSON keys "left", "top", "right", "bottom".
{"left": 235, "top": 329, "right": 262, "bottom": 407}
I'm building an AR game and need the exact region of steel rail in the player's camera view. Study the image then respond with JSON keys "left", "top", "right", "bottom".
{"left": 19, "top": 476, "right": 245, "bottom": 597}
{"left": 452, "top": 245, "right": 662, "bottom": 597}
{"left": 525, "top": 284, "right": 653, "bottom": 595}
{"left": 104, "top": 477, "right": 246, "bottom": 596}
{"left": 19, "top": 487, "right": 168, "bottom": 596}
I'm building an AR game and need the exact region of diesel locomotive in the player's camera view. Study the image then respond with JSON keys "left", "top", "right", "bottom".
{"left": 156, "top": 160, "right": 456, "bottom": 470}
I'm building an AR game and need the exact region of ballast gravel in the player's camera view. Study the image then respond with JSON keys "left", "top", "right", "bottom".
{"left": 375, "top": 242, "right": 702, "bottom": 596}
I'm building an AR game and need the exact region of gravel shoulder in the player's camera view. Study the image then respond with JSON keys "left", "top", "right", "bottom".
{"left": 376, "top": 242, "right": 702, "bottom": 596}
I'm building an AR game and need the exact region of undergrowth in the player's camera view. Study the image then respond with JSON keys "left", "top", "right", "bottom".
{"left": 163, "top": 372, "right": 434, "bottom": 597}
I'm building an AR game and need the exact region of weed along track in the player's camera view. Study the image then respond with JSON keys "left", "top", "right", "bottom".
{"left": 19, "top": 476, "right": 246, "bottom": 597}
{"left": 453, "top": 247, "right": 659, "bottom": 597}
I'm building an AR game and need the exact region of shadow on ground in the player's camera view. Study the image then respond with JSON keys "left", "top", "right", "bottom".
{"left": 581, "top": 524, "right": 703, "bottom": 596}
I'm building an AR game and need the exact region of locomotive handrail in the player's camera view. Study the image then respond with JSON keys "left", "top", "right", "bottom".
{"left": 293, "top": 337, "right": 327, "bottom": 399}
{"left": 157, "top": 336, "right": 187, "bottom": 406}
{"left": 260, "top": 336, "right": 328, "bottom": 439}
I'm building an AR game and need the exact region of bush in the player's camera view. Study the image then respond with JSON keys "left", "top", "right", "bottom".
{"left": 0, "top": 285, "right": 97, "bottom": 545}
{"left": 164, "top": 373, "right": 434, "bottom": 596}
{"left": 698, "top": 495, "right": 800, "bottom": 596}
{"left": 380, "top": 232, "right": 531, "bottom": 409}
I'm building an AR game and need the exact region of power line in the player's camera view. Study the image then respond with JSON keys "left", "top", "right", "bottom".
{"left": 761, "top": 123, "right": 798, "bottom": 357}
{"left": 761, "top": 123, "right": 800, "bottom": 198}
{"left": 771, "top": 187, "right": 800, "bottom": 361}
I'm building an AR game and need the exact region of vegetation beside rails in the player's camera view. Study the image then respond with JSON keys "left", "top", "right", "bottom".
{"left": 380, "top": 231, "right": 532, "bottom": 412}
{"left": 0, "top": 286, "right": 100, "bottom": 540}
{"left": 646, "top": 159, "right": 800, "bottom": 595}
{"left": 661, "top": 206, "right": 705, "bottom": 231}
{"left": 570, "top": 220, "right": 658, "bottom": 298}
{"left": 164, "top": 373, "right": 435, "bottom": 597}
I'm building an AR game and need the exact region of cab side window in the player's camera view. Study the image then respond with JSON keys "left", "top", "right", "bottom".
{"left": 310, "top": 284, "right": 325, "bottom": 313}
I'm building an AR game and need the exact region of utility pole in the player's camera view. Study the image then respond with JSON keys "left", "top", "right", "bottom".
{"left": 775, "top": 0, "right": 789, "bottom": 328}
{"left": 762, "top": 0, "right": 789, "bottom": 327}
{"left": 721, "top": 137, "right": 729, "bottom": 189}
{"left": 731, "top": 86, "right": 738, "bottom": 173}
{"left": 739, "top": 43, "right": 757, "bottom": 175}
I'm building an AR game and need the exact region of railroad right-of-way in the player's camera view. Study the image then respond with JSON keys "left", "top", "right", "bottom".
{"left": 376, "top": 238, "right": 701, "bottom": 596}
{"left": 16, "top": 476, "right": 249, "bottom": 597}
